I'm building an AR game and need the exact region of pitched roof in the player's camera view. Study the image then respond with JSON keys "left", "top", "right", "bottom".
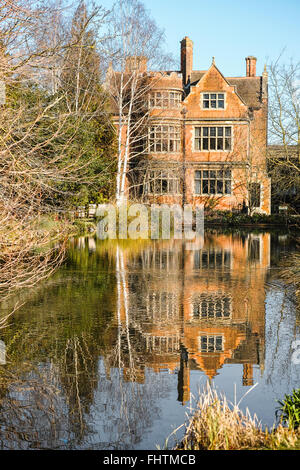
{"left": 190, "top": 71, "right": 262, "bottom": 108}
{"left": 190, "top": 70, "right": 206, "bottom": 85}
{"left": 227, "top": 77, "right": 262, "bottom": 108}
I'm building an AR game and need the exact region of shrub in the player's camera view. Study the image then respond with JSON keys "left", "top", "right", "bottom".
{"left": 277, "top": 389, "right": 300, "bottom": 430}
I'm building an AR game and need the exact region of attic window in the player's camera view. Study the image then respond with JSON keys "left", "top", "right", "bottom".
{"left": 199, "top": 334, "right": 224, "bottom": 353}
{"left": 202, "top": 93, "right": 225, "bottom": 109}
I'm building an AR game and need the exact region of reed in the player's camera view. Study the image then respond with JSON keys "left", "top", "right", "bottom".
{"left": 173, "top": 384, "right": 300, "bottom": 450}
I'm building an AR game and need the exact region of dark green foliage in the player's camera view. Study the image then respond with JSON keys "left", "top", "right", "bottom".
{"left": 205, "top": 210, "right": 294, "bottom": 227}
{"left": 5, "top": 79, "right": 116, "bottom": 209}
{"left": 277, "top": 389, "right": 300, "bottom": 429}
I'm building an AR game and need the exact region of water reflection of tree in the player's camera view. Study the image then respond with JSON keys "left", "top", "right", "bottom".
{"left": 0, "top": 242, "right": 117, "bottom": 448}
{"left": 1, "top": 232, "right": 298, "bottom": 449}
{"left": 0, "top": 239, "right": 175, "bottom": 449}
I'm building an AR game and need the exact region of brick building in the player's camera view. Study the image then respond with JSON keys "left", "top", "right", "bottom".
{"left": 102, "top": 232, "right": 269, "bottom": 401}
{"left": 109, "top": 36, "right": 271, "bottom": 213}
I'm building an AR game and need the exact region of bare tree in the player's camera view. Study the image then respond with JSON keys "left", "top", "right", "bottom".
{"left": 267, "top": 59, "right": 300, "bottom": 213}
{"left": 104, "top": 0, "right": 174, "bottom": 205}
{"left": 0, "top": 1, "right": 113, "bottom": 310}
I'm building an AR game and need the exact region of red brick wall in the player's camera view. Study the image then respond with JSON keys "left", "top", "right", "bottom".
{"left": 112, "top": 53, "right": 271, "bottom": 213}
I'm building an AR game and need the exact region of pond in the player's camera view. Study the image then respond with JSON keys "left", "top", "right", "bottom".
{"left": 0, "top": 228, "right": 299, "bottom": 450}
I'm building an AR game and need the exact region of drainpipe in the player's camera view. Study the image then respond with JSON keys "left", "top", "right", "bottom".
{"left": 181, "top": 107, "right": 187, "bottom": 209}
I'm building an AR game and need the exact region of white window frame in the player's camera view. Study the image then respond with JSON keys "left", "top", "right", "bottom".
{"left": 192, "top": 293, "right": 232, "bottom": 320}
{"left": 198, "top": 334, "right": 224, "bottom": 353}
{"left": 201, "top": 92, "right": 226, "bottom": 109}
{"left": 149, "top": 90, "right": 182, "bottom": 109}
{"left": 194, "top": 169, "right": 232, "bottom": 195}
{"left": 193, "top": 126, "right": 232, "bottom": 152}
{"left": 145, "top": 169, "right": 180, "bottom": 195}
{"left": 148, "top": 124, "right": 181, "bottom": 153}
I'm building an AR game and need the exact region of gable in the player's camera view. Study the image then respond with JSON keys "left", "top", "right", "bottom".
{"left": 184, "top": 63, "right": 249, "bottom": 118}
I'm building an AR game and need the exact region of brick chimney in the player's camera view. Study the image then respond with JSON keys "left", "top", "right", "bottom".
{"left": 181, "top": 36, "right": 193, "bottom": 86}
{"left": 245, "top": 56, "right": 257, "bottom": 77}
{"left": 242, "top": 363, "right": 254, "bottom": 386}
{"left": 125, "top": 56, "right": 148, "bottom": 74}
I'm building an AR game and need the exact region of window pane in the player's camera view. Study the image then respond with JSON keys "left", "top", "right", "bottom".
{"left": 162, "top": 179, "right": 168, "bottom": 193}
{"left": 208, "top": 337, "right": 214, "bottom": 352}
{"left": 193, "top": 126, "right": 232, "bottom": 152}
{"left": 202, "top": 93, "right": 225, "bottom": 109}
{"left": 203, "top": 170, "right": 208, "bottom": 178}
{"left": 202, "top": 180, "right": 209, "bottom": 193}
{"left": 216, "top": 337, "right": 223, "bottom": 351}
{"left": 209, "top": 180, "right": 216, "bottom": 194}
{"left": 217, "top": 138, "right": 223, "bottom": 150}
{"left": 195, "top": 170, "right": 201, "bottom": 179}
{"left": 217, "top": 180, "right": 223, "bottom": 193}
{"left": 225, "top": 180, "right": 231, "bottom": 194}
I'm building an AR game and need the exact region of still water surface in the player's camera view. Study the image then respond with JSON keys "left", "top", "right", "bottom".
{"left": 0, "top": 229, "right": 299, "bottom": 449}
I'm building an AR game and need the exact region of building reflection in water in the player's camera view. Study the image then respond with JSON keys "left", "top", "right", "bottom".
{"left": 104, "top": 232, "right": 270, "bottom": 405}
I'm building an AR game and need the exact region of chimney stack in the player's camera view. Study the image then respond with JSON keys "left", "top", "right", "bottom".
{"left": 245, "top": 56, "right": 257, "bottom": 77}
{"left": 125, "top": 56, "right": 148, "bottom": 74}
{"left": 242, "top": 363, "right": 254, "bottom": 386}
{"left": 181, "top": 36, "right": 193, "bottom": 86}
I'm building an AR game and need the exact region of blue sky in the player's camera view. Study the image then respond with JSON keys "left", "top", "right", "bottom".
{"left": 97, "top": 0, "right": 300, "bottom": 76}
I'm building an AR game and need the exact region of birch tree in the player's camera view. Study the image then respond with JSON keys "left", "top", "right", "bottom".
{"left": 105, "top": 0, "right": 174, "bottom": 204}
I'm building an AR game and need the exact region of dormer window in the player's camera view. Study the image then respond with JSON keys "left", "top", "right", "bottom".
{"left": 202, "top": 92, "right": 225, "bottom": 109}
